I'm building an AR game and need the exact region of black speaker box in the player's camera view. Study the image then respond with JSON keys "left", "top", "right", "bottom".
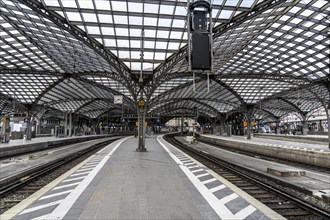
{"left": 192, "top": 11, "right": 207, "bottom": 30}
{"left": 191, "top": 32, "right": 211, "bottom": 70}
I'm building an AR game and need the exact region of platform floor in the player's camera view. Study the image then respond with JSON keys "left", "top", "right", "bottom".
{"left": 258, "top": 134, "right": 328, "bottom": 139}
{"left": 2, "top": 136, "right": 283, "bottom": 220}
{"left": 0, "top": 135, "right": 108, "bottom": 149}
{"left": 203, "top": 134, "right": 329, "bottom": 152}
{"left": 0, "top": 137, "right": 118, "bottom": 182}
{"left": 177, "top": 137, "right": 330, "bottom": 197}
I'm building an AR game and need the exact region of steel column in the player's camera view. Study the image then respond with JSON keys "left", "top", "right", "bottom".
{"left": 69, "top": 112, "right": 72, "bottom": 137}
{"left": 136, "top": 104, "right": 147, "bottom": 152}
{"left": 246, "top": 105, "right": 254, "bottom": 140}
{"left": 64, "top": 113, "right": 68, "bottom": 137}
{"left": 181, "top": 113, "right": 184, "bottom": 135}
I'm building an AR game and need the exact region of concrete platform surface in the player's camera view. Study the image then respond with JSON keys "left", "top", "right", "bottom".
{"left": 256, "top": 133, "right": 328, "bottom": 139}
{"left": 178, "top": 136, "right": 330, "bottom": 198}
{"left": 254, "top": 133, "right": 329, "bottom": 144}
{"left": 0, "top": 134, "right": 109, "bottom": 149}
{"left": 2, "top": 136, "right": 284, "bottom": 220}
{"left": 0, "top": 137, "right": 119, "bottom": 187}
{"left": 202, "top": 134, "right": 329, "bottom": 151}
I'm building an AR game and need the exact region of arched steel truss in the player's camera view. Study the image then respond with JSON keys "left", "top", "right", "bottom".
{"left": 0, "top": 0, "right": 328, "bottom": 126}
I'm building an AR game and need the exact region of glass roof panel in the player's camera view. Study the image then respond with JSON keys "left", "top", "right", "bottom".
{"left": 1, "top": 0, "right": 328, "bottom": 119}
{"left": 111, "top": 1, "right": 127, "bottom": 11}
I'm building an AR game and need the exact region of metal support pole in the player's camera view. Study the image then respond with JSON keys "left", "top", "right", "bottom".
{"left": 276, "top": 119, "right": 281, "bottom": 134}
{"left": 302, "top": 113, "right": 308, "bottom": 135}
{"left": 219, "top": 116, "right": 225, "bottom": 136}
{"left": 36, "top": 119, "right": 41, "bottom": 135}
{"left": 325, "top": 105, "right": 330, "bottom": 149}
{"left": 26, "top": 122, "right": 32, "bottom": 140}
{"left": 326, "top": 82, "right": 330, "bottom": 149}
{"left": 247, "top": 116, "right": 252, "bottom": 139}
{"left": 69, "top": 112, "right": 72, "bottom": 136}
{"left": 181, "top": 113, "right": 184, "bottom": 135}
{"left": 136, "top": 103, "right": 147, "bottom": 152}
{"left": 0, "top": 117, "right": 10, "bottom": 143}
{"left": 64, "top": 113, "right": 68, "bottom": 137}
{"left": 246, "top": 105, "right": 254, "bottom": 140}
{"left": 136, "top": 28, "right": 147, "bottom": 152}
{"left": 193, "top": 122, "right": 195, "bottom": 138}
{"left": 319, "top": 120, "right": 324, "bottom": 132}
{"left": 26, "top": 114, "right": 32, "bottom": 140}
{"left": 211, "top": 118, "right": 216, "bottom": 134}
{"left": 187, "top": 0, "right": 191, "bottom": 72}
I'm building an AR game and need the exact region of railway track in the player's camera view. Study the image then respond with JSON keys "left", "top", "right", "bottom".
{"left": 164, "top": 134, "right": 330, "bottom": 220}
{"left": 0, "top": 137, "right": 121, "bottom": 214}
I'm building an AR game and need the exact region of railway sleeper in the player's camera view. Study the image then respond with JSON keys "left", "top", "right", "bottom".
{"left": 236, "top": 186, "right": 259, "bottom": 190}
{"left": 260, "top": 198, "right": 287, "bottom": 203}
{"left": 230, "top": 181, "right": 254, "bottom": 186}
{"left": 248, "top": 194, "right": 275, "bottom": 199}
{"left": 281, "top": 209, "right": 311, "bottom": 216}
{"left": 221, "top": 175, "right": 240, "bottom": 180}
{"left": 271, "top": 205, "right": 301, "bottom": 210}
{"left": 243, "top": 189, "right": 268, "bottom": 194}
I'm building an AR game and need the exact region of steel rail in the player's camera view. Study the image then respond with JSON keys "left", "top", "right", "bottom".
{"left": 0, "top": 138, "right": 119, "bottom": 198}
{"left": 164, "top": 134, "right": 330, "bottom": 219}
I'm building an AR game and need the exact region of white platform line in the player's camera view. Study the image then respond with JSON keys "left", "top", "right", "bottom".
{"left": 81, "top": 165, "right": 97, "bottom": 169}
{"left": 188, "top": 165, "right": 200, "bottom": 169}
{"left": 84, "top": 162, "right": 99, "bottom": 166}
{"left": 209, "top": 184, "right": 226, "bottom": 193}
{"left": 39, "top": 190, "right": 73, "bottom": 200}
{"left": 52, "top": 182, "right": 80, "bottom": 191}
{"left": 157, "top": 136, "right": 236, "bottom": 220}
{"left": 235, "top": 205, "right": 256, "bottom": 219}
{"left": 62, "top": 176, "right": 85, "bottom": 183}
{"left": 219, "top": 193, "right": 239, "bottom": 204}
{"left": 86, "top": 160, "right": 100, "bottom": 163}
{"left": 19, "top": 200, "right": 63, "bottom": 215}
{"left": 191, "top": 169, "right": 204, "bottom": 173}
{"left": 186, "top": 164, "right": 199, "bottom": 168}
{"left": 70, "top": 171, "right": 90, "bottom": 177}
{"left": 202, "top": 178, "right": 217, "bottom": 184}
{"left": 46, "top": 137, "right": 131, "bottom": 220}
{"left": 75, "top": 168, "right": 94, "bottom": 173}
{"left": 196, "top": 173, "right": 209, "bottom": 178}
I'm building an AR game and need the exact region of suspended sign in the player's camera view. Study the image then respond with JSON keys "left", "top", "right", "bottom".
{"left": 138, "top": 98, "right": 145, "bottom": 107}
{"left": 243, "top": 121, "right": 255, "bottom": 127}
{"left": 114, "top": 95, "right": 123, "bottom": 104}
{"left": 135, "top": 121, "right": 148, "bottom": 126}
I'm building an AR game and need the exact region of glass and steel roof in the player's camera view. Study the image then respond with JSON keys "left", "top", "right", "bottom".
{"left": 0, "top": 0, "right": 329, "bottom": 122}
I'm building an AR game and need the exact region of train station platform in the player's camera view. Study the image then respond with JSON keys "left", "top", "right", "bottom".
{"left": 201, "top": 134, "right": 328, "bottom": 151}
{"left": 0, "top": 134, "right": 112, "bottom": 149}
{"left": 198, "top": 134, "right": 330, "bottom": 168}
{"left": 2, "top": 136, "right": 284, "bottom": 220}
{"left": 176, "top": 136, "right": 330, "bottom": 200}
{"left": 0, "top": 133, "right": 134, "bottom": 158}
{"left": 0, "top": 137, "right": 120, "bottom": 188}
{"left": 254, "top": 133, "right": 329, "bottom": 144}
